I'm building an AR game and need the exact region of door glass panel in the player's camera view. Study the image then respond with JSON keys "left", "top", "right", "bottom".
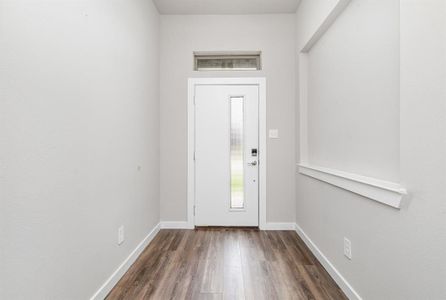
{"left": 230, "top": 97, "right": 244, "bottom": 209}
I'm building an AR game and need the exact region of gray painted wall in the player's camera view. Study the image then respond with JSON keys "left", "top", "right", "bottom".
{"left": 0, "top": 0, "right": 160, "bottom": 298}
{"left": 160, "top": 14, "right": 297, "bottom": 224}
{"left": 306, "top": 0, "right": 400, "bottom": 181}
{"left": 295, "top": 0, "right": 446, "bottom": 299}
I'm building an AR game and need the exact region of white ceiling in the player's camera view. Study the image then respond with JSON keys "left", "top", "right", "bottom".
{"left": 153, "top": 0, "right": 301, "bottom": 15}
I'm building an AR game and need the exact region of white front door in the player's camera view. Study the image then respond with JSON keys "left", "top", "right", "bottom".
{"left": 194, "top": 84, "right": 259, "bottom": 226}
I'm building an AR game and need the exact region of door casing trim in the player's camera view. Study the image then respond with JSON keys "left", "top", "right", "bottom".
{"left": 187, "top": 77, "right": 267, "bottom": 229}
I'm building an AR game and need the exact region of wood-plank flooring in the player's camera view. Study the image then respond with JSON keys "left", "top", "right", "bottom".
{"left": 106, "top": 228, "right": 347, "bottom": 300}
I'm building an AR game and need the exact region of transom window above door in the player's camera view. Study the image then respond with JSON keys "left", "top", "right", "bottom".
{"left": 194, "top": 51, "right": 262, "bottom": 71}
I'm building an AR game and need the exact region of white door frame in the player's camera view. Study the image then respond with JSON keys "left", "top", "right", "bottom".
{"left": 187, "top": 77, "right": 267, "bottom": 229}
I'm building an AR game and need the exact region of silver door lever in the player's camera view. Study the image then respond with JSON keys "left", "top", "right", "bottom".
{"left": 248, "top": 161, "right": 257, "bottom": 166}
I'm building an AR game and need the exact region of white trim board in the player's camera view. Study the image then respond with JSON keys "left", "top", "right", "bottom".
{"left": 263, "top": 222, "right": 296, "bottom": 230}
{"left": 160, "top": 221, "right": 194, "bottom": 229}
{"left": 160, "top": 222, "right": 296, "bottom": 231}
{"left": 188, "top": 77, "right": 267, "bottom": 229}
{"left": 294, "top": 223, "right": 362, "bottom": 300}
{"left": 90, "top": 223, "right": 161, "bottom": 300}
{"left": 299, "top": 164, "right": 406, "bottom": 208}
{"left": 297, "top": 0, "right": 407, "bottom": 208}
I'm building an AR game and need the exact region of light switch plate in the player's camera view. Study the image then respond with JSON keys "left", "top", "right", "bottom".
{"left": 269, "top": 129, "right": 279, "bottom": 139}
{"left": 118, "top": 225, "right": 125, "bottom": 245}
{"left": 344, "top": 237, "right": 352, "bottom": 260}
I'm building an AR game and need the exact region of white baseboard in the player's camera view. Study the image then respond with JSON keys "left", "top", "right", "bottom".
{"left": 160, "top": 221, "right": 194, "bottom": 229}
{"left": 160, "top": 222, "right": 295, "bottom": 230}
{"left": 90, "top": 223, "right": 161, "bottom": 300}
{"left": 262, "top": 222, "right": 296, "bottom": 230}
{"left": 294, "top": 223, "right": 362, "bottom": 300}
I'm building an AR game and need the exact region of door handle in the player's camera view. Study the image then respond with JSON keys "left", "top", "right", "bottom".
{"left": 248, "top": 161, "right": 257, "bottom": 166}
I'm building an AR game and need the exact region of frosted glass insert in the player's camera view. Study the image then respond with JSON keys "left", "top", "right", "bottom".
{"left": 194, "top": 52, "right": 261, "bottom": 71}
{"left": 196, "top": 57, "right": 259, "bottom": 70}
{"left": 230, "top": 97, "right": 244, "bottom": 209}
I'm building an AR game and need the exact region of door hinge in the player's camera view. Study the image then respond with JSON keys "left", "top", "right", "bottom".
{"left": 193, "top": 205, "right": 196, "bottom": 216}
{"left": 194, "top": 151, "right": 196, "bottom": 161}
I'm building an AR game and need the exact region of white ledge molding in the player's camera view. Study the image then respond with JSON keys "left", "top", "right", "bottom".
{"left": 298, "top": 164, "right": 407, "bottom": 209}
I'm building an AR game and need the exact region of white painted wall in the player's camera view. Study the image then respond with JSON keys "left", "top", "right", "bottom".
{"left": 0, "top": 0, "right": 160, "bottom": 299}
{"left": 295, "top": 0, "right": 446, "bottom": 299}
{"left": 295, "top": 0, "right": 339, "bottom": 50}
{"left": 159, "top": 14, "right": 296, "bottom": 224}
{"left": 307, "top": 0, "right": 400, "bottom": 181}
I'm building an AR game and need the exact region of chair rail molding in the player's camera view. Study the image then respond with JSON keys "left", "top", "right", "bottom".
{"left": 297, "top": 0, "right": 407, "bottom": 208}
{"left": 298, "top": 164, "right": 407, "bottom": 208}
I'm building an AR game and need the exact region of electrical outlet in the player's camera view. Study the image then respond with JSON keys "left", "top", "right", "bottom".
{"left": 118, "top": 226, "right": 125, "bottom": 245}
{"left": 269, "top": 129, "right": 279, "bottom": 139}
{"left": 344, "top": 237, "right": 352, "bottom": 260}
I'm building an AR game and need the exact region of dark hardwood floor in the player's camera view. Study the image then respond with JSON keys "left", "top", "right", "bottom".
{"left": 106, "top": 228, "right": 347, "bottom": 300}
